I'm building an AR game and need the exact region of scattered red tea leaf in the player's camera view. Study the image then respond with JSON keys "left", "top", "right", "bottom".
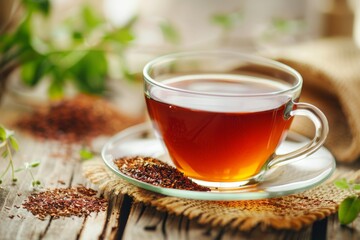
{"left": 22, "top": 186, "right": 107, "bottom": 220}
{"left": 57, "top": 180, "right": 66, "bottom": 185}
{"left": 114, "top": 156, "right": 210, "bottom": 192}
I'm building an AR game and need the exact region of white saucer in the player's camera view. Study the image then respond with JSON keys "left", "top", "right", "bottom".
{"left": 101, "top": 123, "right": 336, "bottom": 201}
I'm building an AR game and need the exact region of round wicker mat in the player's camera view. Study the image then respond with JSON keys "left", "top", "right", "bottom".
{"left": 83, "top": 159, "right": 359, "bottom": 231}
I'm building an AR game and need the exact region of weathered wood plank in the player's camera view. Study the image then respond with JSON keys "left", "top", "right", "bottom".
{"left": 0, "top": 132, "right": 117, "bottom": 240}
{"left": 327, "top": 214, "right": 360, "bottom": 240}
{"left": 121, "top": 201, "right": 313, "bottom": 240}
{"left": 93, "top": 194, "right": 123, "bottom": 240}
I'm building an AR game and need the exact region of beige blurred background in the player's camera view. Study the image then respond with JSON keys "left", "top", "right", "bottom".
{"left": 0, "top": 0, "right": 357, "bottom": 51}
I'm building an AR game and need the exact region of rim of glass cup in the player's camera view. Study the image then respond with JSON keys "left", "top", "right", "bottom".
{"left": 143, "top": 50, "right": 303, "bottom": 98}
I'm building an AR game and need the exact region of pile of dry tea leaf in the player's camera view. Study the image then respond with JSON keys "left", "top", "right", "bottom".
{"left": 22, "top": 186, "right": 107, "bottom": 220}
{"left": 16, "top": 94, "right": 142, "bottom": 143}
{"left": 114, "top": 156, "right": 211, "bottom": 191}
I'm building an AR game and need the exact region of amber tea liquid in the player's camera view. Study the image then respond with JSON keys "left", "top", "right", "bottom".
{"left": 145, "top": 75, "right": 293, "bottom": 182}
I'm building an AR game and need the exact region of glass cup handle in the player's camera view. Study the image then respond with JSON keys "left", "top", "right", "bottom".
{"left": 267, "top": 102, "right": 329, "bottom": 169}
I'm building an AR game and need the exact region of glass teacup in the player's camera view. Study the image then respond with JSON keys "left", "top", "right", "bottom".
{"left": 143, "top": 51, "right": 329, "bottom": 189}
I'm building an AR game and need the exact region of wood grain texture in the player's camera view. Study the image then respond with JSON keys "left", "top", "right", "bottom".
{"left": 327, "top": 215, "right": 360, "bottom": 240}
{"left": 122, "top": 202, "right": 313, "bottom": 240}
{"left": 0, "top": 133, "right": 118, "bottom": 240}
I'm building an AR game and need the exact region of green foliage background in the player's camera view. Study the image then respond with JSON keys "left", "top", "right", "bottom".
{"left": 0, "top": 0, "right": 136, "bottom": 99}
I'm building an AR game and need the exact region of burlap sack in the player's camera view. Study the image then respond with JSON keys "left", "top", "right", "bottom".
{"left": 270, "top": 37, "right": 360, "bottom": 163}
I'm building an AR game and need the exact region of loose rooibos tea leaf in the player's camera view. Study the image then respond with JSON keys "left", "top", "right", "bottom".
{"left": 114, "top": 156, "right": 210, "bottom": 191}
{"left": 22, "top": 186, "right": 107, "bottom": 220}
{"left": 16, "top": 94, "right": 141, "bottom": 143}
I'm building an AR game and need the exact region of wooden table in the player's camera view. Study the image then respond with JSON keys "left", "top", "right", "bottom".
{"left": 1, "top": 95, "right": 360, "bottom": 240}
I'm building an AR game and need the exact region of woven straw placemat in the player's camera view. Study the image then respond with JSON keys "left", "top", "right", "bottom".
{"left": 83, "top": 159, "right": 359, "bottom": 231}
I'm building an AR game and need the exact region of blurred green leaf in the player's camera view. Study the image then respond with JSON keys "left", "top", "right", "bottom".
{"left": 0, "top": 16, "right": 32, "bottom": 63}
{"left": 70, "top": 51, "right": 107, "bottom": 94}
{"left": 339, "top": 196, "right": 360, "bottom": 225}
{"left": 32, "top": 180, "right": 41, "bottom": 186}
{"left": 0, "top": 127, "right": 6, "bottom": 141}
{"left": 271, "top": 18, "right": 305, "bottom": 34}
{"left": 9, "top": 136, "right": 19, "bottom": 151}
{"left": 105, "top": 27, "right": 135, "bottom": 46}
{"left": 29, "top": 161, "right": 40, "bottom": 168}
{"left": 122, "top": 67, "right": 136, "bottom": 82}
{"left": 16, "top": 16, "right": 33, "bottom": 46}
{"left": 334, "top": 178, "right": 350, "bottom": 190}
{"left": 48, "top": 69, "right": 65, "bottom": 99}
{"left": 15, "top": 167, "right": 24, "bottom": 172}
{"left": 54, "top": 51, "right": 87, "bottom": 70}
{"left": 159, "top": 21, "right": 180, "bottom": 44}
{"left": 72, "top": 31, "right": 84, "bottom": 40}
{"left": 82, "top": 5, "right": 103, "bottom": 29}
{"left": 2, "top": 150, "right": 8, "bottom": 158}
{"left": 272, "top": 18, "right": 289, "bottom": 32}
{"left": 0, "top": 34, "right": 16, "bottom": 53}
{"left": 79, "top": 148, "right": 94, "bottom": 161}
{"left": 21, "top": 56, "right": 50, "bottom": 86}
{"left": 211, "top": 12, "right": 243, "bottom": 30}
{"left": 48, "top": 81, "right": 64, "bottom": 100}
{"left": 22, "top": 0, "right": 51, "bottom": 15}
